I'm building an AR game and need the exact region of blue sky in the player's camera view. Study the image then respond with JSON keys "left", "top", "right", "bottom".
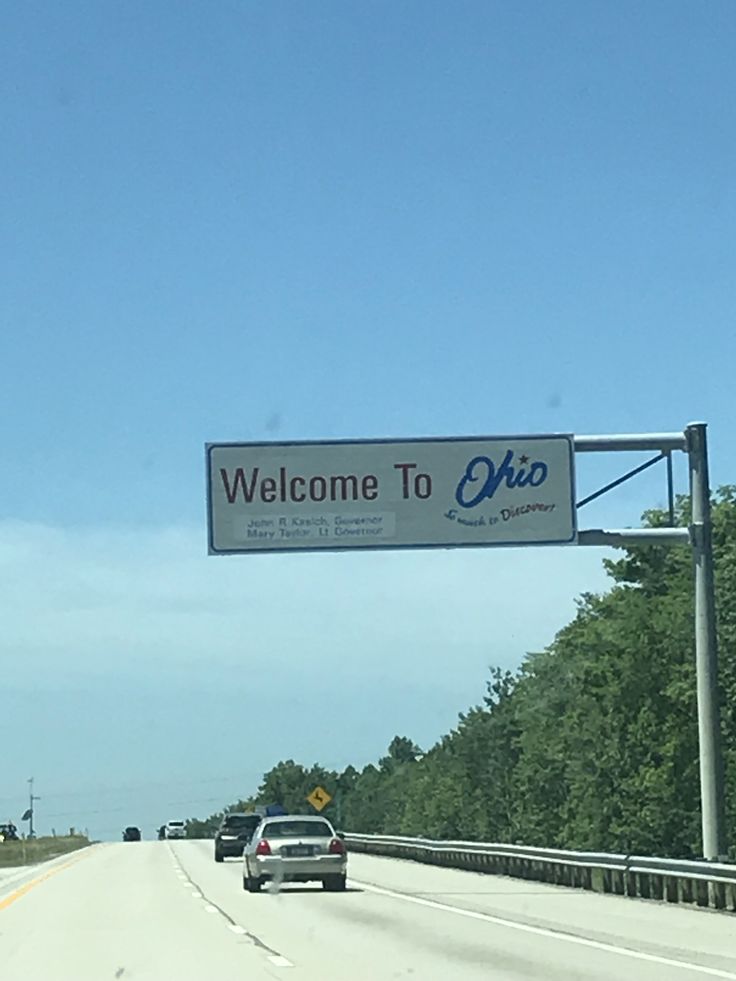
{"left": 1, "top": 1, "right": 735, "bottom": 838}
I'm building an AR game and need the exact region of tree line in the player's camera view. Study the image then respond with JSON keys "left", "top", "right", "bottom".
{"left": 187, "top": 490, "right": 736, "bottom": 859}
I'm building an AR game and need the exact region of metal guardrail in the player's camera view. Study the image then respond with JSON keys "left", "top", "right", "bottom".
{"left": 344, "top": 834, "right": 736, "bottom": 913}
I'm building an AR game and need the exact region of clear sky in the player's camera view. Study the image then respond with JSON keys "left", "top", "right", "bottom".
{"left": 2, "top": 1, "right": 735, "bottom": 839}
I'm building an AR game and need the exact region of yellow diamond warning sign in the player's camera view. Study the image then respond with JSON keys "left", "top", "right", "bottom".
{"left": 306, "top": 786, "right": 332, "bottom": 812}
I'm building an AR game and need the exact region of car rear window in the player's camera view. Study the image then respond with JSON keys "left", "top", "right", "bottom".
{"left": 223, "top": 815, "right": 259, "bottom": 829}
{"left": 262, "top": 820, "right": 333, "bottom": 838}
{"left": 168, "top": 821, "right": 184, "bottom": 827}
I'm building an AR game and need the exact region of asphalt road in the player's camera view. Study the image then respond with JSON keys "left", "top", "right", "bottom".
{"left": 1, "top": 840, "right": 735, "bottom": 980}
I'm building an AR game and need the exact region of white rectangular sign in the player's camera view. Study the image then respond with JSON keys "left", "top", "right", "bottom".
{"left": 206, "top": 435, "right": 577, "bottom": 554}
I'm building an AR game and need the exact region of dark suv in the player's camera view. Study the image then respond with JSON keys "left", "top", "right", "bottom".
{"left": 0, "top": 823, "right": 19, "bottom": 842}
{"left": 123, "top": 826, "right": 141, "bottom": 842}
{"left": 214, "top": 813, "right": 261, "bottom": 862}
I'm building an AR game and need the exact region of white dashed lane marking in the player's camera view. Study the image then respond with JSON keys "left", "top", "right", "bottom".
{"left": 171, "top": 845, "right": 298, "bottom": 969}
{"left": 268, "top": 955, "right": 294, "bottom": 968}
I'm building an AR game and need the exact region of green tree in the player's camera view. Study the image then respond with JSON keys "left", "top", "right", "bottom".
{"left": 379, "top": 735, "right": 423, "bottom": 771}
{"left": 256, "top": 760, "right": 337, "bottom": 815}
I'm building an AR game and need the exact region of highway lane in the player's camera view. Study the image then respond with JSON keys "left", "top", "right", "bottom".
{"left": 1, "top": 840, "right": 735, "bottom": 980}
{"left": 175, "top": 840, "right": 736, "bottom": 980}
{"left": 0, "top": 842, "right": 279, "bottom": 980}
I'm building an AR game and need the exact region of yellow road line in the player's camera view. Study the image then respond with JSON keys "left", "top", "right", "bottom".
{"left": 0, "top": 848, "right": 95, "bottom": 912}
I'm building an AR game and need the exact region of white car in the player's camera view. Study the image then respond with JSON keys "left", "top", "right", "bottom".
{"left": 165, "top": 820, "right": 186, "bottom": 839}
{"left": 242, "top": 815, "right": 347, "bottom": 892}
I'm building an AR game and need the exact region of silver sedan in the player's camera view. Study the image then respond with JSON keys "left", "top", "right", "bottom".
{"left": 242, "top": 815, "right": 347, "bottom": 892}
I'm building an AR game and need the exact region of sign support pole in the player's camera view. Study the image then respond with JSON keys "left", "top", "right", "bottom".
{"left": 575, "top": 425, "right": 728, "bottom": 860}
{"left": 687, "top": 422, "right": 727, "bottom": 860}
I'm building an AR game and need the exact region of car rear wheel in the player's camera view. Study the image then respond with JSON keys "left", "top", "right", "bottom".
{"left": 244, "top": 872, "right": 262, "bottom": 893}
{"left": 214, "top": 849, "right": 224, "bottom": 863}
{"left": 322, "top": 874, "right": 347, "bottom": 892}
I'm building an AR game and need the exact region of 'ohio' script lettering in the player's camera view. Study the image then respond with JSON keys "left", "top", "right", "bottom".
{"left": 455, "top": 450, "right": 548, "bottom": 508}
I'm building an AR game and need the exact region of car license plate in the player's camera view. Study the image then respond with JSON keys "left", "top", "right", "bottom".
{"left": 286, "top": 845, "right": 314, "bottom": 857}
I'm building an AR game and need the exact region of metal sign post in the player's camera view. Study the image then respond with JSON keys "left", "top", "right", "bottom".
{"left": 206, "top": 422, "right": 727, "bottom": 860}
{"left": 572, "top": 423, "right": 726, "bottom": 861}
{"left": 687, "top": 424, "right": 727, "bottom": 862}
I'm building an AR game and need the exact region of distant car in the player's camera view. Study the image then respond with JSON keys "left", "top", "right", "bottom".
{"left": 123, "top": 826, "right": 141, "bottom": 842}
{"left": 214, "top": 812, "right": 262, "bottom": 862}
{"left": 0, "top": 823, "right": 19, "bottom": 842}
{"left": 165, "top": 820, "right": 186, "bottom": 839}
{"left": 242, "top": 814, "right": 347, "bottom": 893}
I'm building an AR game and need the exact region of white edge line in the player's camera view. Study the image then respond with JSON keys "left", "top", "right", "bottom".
{"left": 267, "top": 955, "right": 294, "bottom": 968}
{"left": 353, "top": 882, "right": 736, "bottom": 980}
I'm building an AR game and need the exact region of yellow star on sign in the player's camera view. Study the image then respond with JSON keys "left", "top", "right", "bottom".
{"left": 306, "top": 786, "right": 332, "bottom": 812}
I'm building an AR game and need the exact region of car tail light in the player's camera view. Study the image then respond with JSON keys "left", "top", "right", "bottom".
{"left": 329, "top": 838, "right": 345, "bottom": 855}
{"left": 256, "top": 839, "right": 272, "bottom": 856}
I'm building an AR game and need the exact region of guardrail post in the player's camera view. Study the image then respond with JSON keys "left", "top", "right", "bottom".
{"left": 665, "top": 876, "right": 678, "bottom": 903}
{"left": 712, "top": 881, "right": 726, "bottom": 910}
{"left": 695, "top": 878, "right": 709, "bottom": 907}
{"left": 726, "top": 881, "right": 736, "bottom": 912}
{"left": 635, "top": 873, "right": 644, "bottom": 899}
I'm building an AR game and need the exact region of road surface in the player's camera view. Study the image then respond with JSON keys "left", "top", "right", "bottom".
{"left": 1, "top": 840, "right": 735, "bottom": 979}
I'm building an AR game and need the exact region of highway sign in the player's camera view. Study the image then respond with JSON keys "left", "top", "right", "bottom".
{"left": 206, "top": 435, "right": 576, "bottom": 554}
{"left": 306, "top": 786, "right": 332, "bottom": 812}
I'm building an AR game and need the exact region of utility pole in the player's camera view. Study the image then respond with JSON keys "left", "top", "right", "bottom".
{"left": 27, "top": 778, "right": 41, "bottom": 839}
{"left": 336, "top": 788, "right": 343, "bottom": 830}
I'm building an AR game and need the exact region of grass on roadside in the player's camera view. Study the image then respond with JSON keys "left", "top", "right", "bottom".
{"left": 0, "top": 836, "right": 90, "bottom": 868}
